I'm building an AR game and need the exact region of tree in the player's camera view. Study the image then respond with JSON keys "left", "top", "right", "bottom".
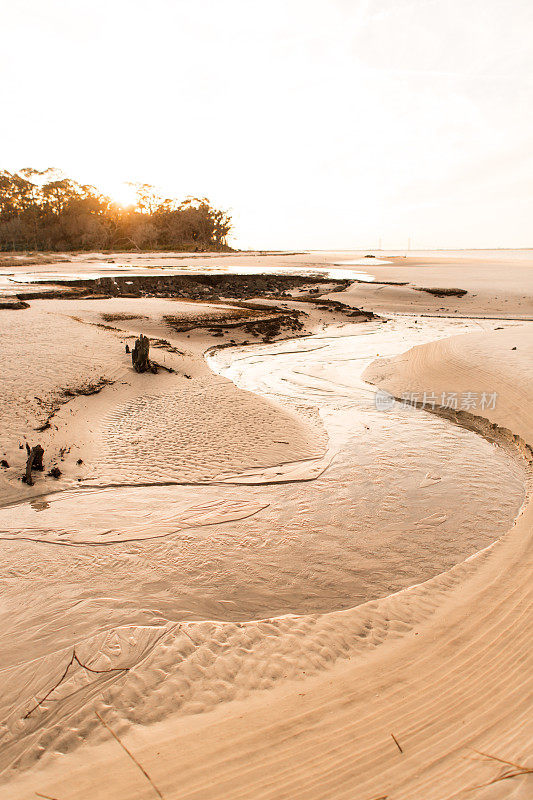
{"left": 0, "top": 168, "right": 232, "bottom": 251}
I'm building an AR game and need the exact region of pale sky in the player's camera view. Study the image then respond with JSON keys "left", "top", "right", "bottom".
{"left": 1, "top": 0, "right": 532, "bottom": 249}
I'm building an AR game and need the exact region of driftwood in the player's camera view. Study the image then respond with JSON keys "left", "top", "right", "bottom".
{"left": 22, "top": 443, "right": 44, "bottom": 485}
{"left": 151, "top": 361, "right": 174, "bottom": 373}
{"left": 132, "top": 334, "right": 157, "bottom": 373}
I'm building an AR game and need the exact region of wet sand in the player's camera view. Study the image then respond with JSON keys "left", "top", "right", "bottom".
{"left": 0, "top": 252, "right": 532, "bottom": 799}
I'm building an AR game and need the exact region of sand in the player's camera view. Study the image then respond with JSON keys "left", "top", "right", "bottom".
{"left": 0, "top": 252, "right": 531, "bottom": 799}
{"left": 0, "top": 297, "right": 325, "bottom": 505}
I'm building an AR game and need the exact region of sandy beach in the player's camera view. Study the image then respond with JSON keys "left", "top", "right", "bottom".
{"left": 0, "top": 251, "right": 531, "bottom": 799}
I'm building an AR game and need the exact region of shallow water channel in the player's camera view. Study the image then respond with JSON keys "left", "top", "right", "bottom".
{"left": 0, "top": 317, "right": 526, "bottom": 653}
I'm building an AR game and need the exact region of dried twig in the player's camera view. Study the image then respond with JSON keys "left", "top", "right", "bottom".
{"left": 35, "top": 793, "right": 59, "bottom": 800}
{"left": 24, "top": 650, "right": 128, "bottom": 719}
{"left": 472, "top": 749, "right": 531, "bottom": 772}
{"left": 95, "top": 711, "right": 165, "bottom": 799}
{"left": 391, "top": 732, "right": 403, "bottom": 753}
{"left": 466, "top": 750, "right": 533, "bottom": 792}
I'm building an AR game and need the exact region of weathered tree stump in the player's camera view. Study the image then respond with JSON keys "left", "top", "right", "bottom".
{"left": 22, "top": 444, "right": 44, "bottom": 486}
{"left": 132, "top": 334, "right": 157, "bottom": 373}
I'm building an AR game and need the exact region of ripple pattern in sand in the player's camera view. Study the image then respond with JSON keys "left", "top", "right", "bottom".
{"left": 89, "top": 377, "right": 326, "bottom": 485}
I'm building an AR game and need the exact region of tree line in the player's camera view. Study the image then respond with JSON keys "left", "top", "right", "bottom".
{"left": 0, "top": 168, "right": 232, "bottom": 252}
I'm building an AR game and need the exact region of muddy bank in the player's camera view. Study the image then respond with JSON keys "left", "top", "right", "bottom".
{"left": 14, "top": 273, "right": 351, "bottom": 302}
{"left": 0, "top": 299, "right": 30, "bottom": 309}
{"left": 12, "top": 272, "right": 376, "bottom": 344}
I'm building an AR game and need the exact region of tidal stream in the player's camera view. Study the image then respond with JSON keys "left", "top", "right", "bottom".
{"left": 0, "top": 316, "right": 526, "bottom": 672}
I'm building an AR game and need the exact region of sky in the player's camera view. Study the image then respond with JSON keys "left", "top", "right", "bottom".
{"left": 1, "top": 0, "right": 532, "bottom": 249}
